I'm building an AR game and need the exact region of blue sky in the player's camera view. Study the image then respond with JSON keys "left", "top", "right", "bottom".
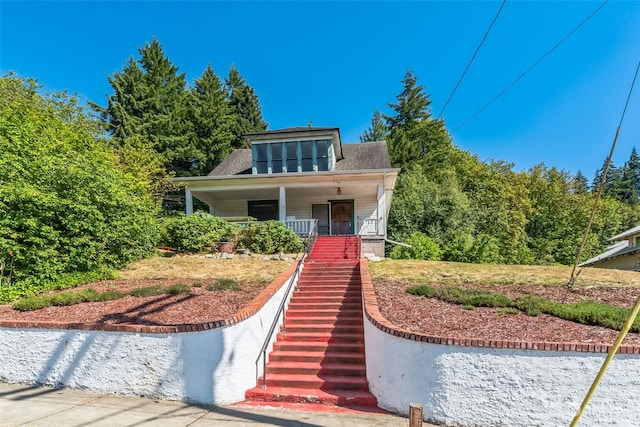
{"left": 1, "top": 1, "right": 639, "bottom": 179}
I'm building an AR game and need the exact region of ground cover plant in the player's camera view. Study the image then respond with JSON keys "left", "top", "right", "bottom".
{"left": 369, "top": 259, "right": 640, "bottom": 345}
{"left": 406, "top": 284, "right": 640, "bottom": 332}
{"left": 0, "top": 255, "right": 294, "bottom": 324}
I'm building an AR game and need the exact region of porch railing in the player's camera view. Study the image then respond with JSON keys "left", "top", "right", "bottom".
{"left": 255, "top": 219, "right": 318, "bottom": 388}
{"left": 284, "top": 219, "right": 316, "bottom": 237}
{"left": 361, "top": 217, "right": 379, "bottom": 234}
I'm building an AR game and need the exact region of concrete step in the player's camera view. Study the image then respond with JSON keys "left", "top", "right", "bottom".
{"left": 277, "top": 332, "right": 364, "bottom": 343}
{"left": 266, "top": 361, "right": 366, "bottom": 377}
{"left": 286, "top": 309, "right": 362, "bottom": 318}
{"left": 288, "top": 301, "right": 361, "bottom": 309}
{"left": 245, "top": 386, "right": 377, "bottom": 406}
{"left": 286, "top": 316, "right": 363, "bottom": 328}
{"left": 273, "top": 341, "right": 364, "bottom": 353}
{"left": 294, "top": 290, "right": 361, "bottom": 297}
{"left": 269, "top": 350, "right": 365, "bottom": 364}
{"left": 282, "top": 324, "right": 364, "bottom": 334}
{"left": 259, "top": 374, "right": 369, "bottom": 390}
{"left": 289, "top": 296, "right": 361, "bottom": 304}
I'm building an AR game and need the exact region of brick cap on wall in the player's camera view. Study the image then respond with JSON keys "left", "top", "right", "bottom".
{"left": 360, "top": 259, "right": 640, "bottom": 354}
{"left": 0, "top": 262, "right": 298, "bottom": 335}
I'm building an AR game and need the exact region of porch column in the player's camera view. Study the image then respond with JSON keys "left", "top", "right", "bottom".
{"left": 208, "top": 204, "right": 214, "bottom": 215}
{"left": 279, "top": 186, "right": 286, "bottom": 221}
{"left": 377, "top": 184, "right": 386, "bottom": 236}
{"left": 185, "top": 189, "right": 193, "bottom": 216}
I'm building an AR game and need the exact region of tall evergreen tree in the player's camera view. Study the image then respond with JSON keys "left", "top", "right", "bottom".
{"left": 188, "top": 64, "right": 236, "bottom": 175}
{"left": 95, "top": 38, "right": 195, "bottom": 176}
{"left": 360, "top": 110, "right": 388, "bottom": 142}
{"left": 225, "top": 66, "right": 267, "bottom": 147}
{"left": 621, "top": 147, "right": 640, "bottom": 204}
{"left": 571, "top": 170, "right": 589, "bottom": 194}
{"left": 384, "top": 70, "right": 451, "bottom": 170}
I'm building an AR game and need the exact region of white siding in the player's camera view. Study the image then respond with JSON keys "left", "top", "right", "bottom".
{"left": 210, "top": 199, "right": 247, "bottom": 218}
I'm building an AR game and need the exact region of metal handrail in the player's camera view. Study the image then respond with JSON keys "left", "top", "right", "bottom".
{"left": 255, "top": 219, "right": 318, "bottom": 388}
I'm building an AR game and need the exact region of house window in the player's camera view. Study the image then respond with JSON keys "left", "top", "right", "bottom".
{"left": 286, "top": 142, "right": 298, "bottom": 173}
{"left": 248, "top": 200, "right": 278, "bottom": 221}
{"left": 301, "top": 140, "right": 313, "bottom": 172}
{"left": 252, "top": 138, "right": 333, "bottom": 174}
{"left": 317, "top": 139, "right": 329, "bottom": 171}
{"left": 256, "top": 144, "right": 268, "bottom": 174}
{"left": 271, "top": 142, "right": 283, "bottom": 173}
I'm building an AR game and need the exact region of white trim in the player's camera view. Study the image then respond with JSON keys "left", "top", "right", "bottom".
{"left": 185, "top": 190, "right": 193, "bottom": 216}
{"left": 279, "top": 186, "right": 286, "bottom": 221}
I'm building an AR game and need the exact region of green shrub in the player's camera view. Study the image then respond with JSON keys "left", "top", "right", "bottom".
{"left": 497, "top": 307, "right": 520, "bottom": 315}
{"left": 164, "top": 283, "right": 190, "bottom": 295}
{"left": 50, "top": 292, "right": 84, "bottom": 306}
{"left": 512, "top": 295, "right": 545, "bottom": 316}
{"left": 95, "top": 290, "right": 126, "bottom": 301}
{"left": 207, "top": 278, "right": 240, "bottom": 291}
{"left": 237, "top": 221, "right": 303, "bottom": 254}
{"left": 130, "top": 285, "right": 165, "bottom": 297}
{"left": 12, "top": 296, "right": 50, "bottom": 311}
{"left": 0, "top": 77, "right": 159, "bottom": 298}
{"left": 390, "top": 232, "right": 441, "bottom": 261}
{"left": 0, "top": 268, "right": 117, "bottom": 304}
{"left": 162, "top": 213, "right": 235, "bottom": 253}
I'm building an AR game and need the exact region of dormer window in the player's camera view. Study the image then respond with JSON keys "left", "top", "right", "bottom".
{"left": 252, "top": 138, "right": 333, "bottom": 174}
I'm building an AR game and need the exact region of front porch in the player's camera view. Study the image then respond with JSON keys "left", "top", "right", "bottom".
{"left": 182, "top": 174, "right": 391, "bottom": 240}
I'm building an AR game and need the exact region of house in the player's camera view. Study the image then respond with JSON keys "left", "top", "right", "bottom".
{"left": 172, "top": 127, "right": 400, "bottom": 257}
{"left": 579, "top": 225, "right": 640, "bottom": 270}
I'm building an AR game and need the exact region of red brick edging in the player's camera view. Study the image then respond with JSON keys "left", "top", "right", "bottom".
{"left": 360, "top": 259, "right": 640, "bottom": 354}
{"left": 0, "top": 262, "right": 298, "bottom": 334}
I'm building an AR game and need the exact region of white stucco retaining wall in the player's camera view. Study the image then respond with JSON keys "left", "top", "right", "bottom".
{"left": 0, "top": 273, "right": 295, "bottom": 405}
{"left": 365, "top": 318, "right": 640, "bottom": 426}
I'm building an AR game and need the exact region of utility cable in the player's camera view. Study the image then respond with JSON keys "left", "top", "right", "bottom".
{"left": 437, "top": 0, "right": 506, "bottom": 120}
{"left": 453, "top": 0, "right": 610, "bottom": 132}
{"left": 563, "top": 60, "right": 640, "bottom": 304}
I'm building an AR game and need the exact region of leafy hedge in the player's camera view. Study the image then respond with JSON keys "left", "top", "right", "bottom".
{"left": 237, "top": 220, "right": 304, "bottom": 254}
{"left": 406, "top": 284, "right": 640, "bottom": 332}
{"left": 390, "top": 232, "right": 441, "bottom": 260}
{"left": 161, "top": 215, "right": 304, "bottom": 255}
{"left": 161, "top": 213, "right": 235, "bottom": 253}
{"left": 0, "top": 76, "right": 159, "bottom": 296}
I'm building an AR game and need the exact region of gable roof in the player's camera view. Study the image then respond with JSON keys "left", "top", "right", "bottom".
{"left": 609, "top": 225, "right": 640, "bottom": 241}
{"left": 579, "top": 240, "right": 638, "bottom": 267}
{"left": 208, "top": 150, "right": 252, "bottom": 176}
{"left": 208, "top": 141, "right": 392, "bottom": 177}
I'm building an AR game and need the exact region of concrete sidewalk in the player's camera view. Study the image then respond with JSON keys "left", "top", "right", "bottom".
{"left": 0, "top": 382, "right": 426, "bottom": 426}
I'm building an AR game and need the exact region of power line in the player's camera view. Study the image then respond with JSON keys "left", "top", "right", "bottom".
{"left": 438, "top": 0, "right": 506, "bottom": 120}
{"left": 564, "top": 60, "right": 639, "bottom": 303}
{"left": 453, "top": 0, "right": 610, "bottom": 132}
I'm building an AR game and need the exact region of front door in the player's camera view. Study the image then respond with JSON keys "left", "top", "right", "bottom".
{"left": 330, "top": 201, "right": 353, "bottom": 235}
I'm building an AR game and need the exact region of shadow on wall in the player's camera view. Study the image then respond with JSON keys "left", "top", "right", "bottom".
{"left": 180, "top": 331, "right": 224, "bottom": 403}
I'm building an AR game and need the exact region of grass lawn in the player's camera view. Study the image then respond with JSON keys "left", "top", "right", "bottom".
{"left": 118, "top": 253, "right": 298, "bottom": 284}
{"left": 368, "top": 259, "right": 640, "bottom": 288}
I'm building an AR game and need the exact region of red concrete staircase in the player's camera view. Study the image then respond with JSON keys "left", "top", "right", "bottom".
{"left": 245, "top": 236, "right": 378, "bottom": 408}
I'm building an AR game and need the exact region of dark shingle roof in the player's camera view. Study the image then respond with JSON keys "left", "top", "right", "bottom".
{"left": 208, "top": 141, "right": 392, "bottom": 176}
{"left": 336, "top": 141, "right": 391, "bottom": 170}
{"left": 208, "top": 150, "right": 252, "bottom": 176}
